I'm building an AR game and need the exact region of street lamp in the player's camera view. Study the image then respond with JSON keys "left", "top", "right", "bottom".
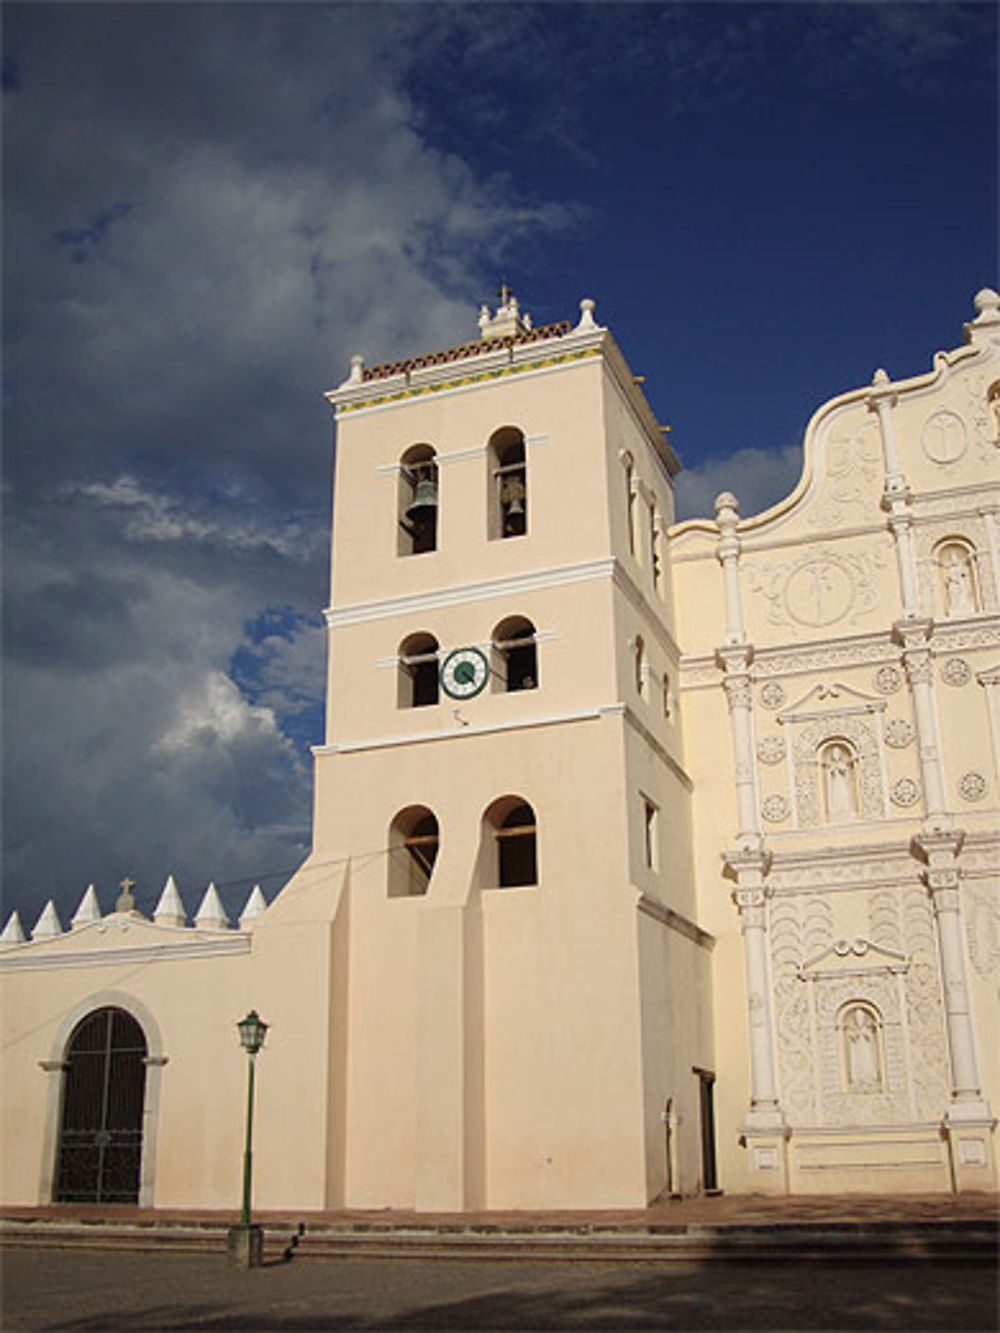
{"left": 227, "top": 1009, "right": 268, "bottom": 1268}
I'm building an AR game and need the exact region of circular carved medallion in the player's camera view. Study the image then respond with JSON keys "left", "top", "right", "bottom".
{"left": 783, "top": 556, "right": 854, "bottom": 627}
{"left": 883, "top": 718, "right": 914, "bottom": 748}
{"left": 921, "top": 410, "right": 968, "bottom": 465}
{"left": 890, "top": 777, "right": 921, "bottom": 808}
{"left": 761, "top": 794, "right": 790, "bottom": 823}
{"left": 959, "top": 772, "right": 988, "bottom": 802}
{"left": 757, "top": 736, "right": 786, "bottom": 765}
{"left": 874, "top": 665, "right": 902, "bottom": 694}
{"left": 940, "top": 657, "right": 972, "bottom": 687}
{"left": 759, "top": 682, "right": 786, "bottom": 710}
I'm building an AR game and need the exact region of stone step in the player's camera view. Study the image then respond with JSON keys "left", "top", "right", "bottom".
{"left": 1, "top": 1218, "right": 995, "bottom": 1263}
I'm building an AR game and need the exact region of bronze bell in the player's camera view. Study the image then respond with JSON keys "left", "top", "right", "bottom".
{"left": 406, "top": 475, "right": 438, "bottom": 524}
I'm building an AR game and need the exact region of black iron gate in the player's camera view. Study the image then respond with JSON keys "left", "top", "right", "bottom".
{"left": 56, "top": 1007, "right": 147, "bottom": 1204}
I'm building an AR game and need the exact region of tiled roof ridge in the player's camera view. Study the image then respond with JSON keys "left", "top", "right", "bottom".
{"left": 363, "top": 320, "right": 573, "bottom": 382}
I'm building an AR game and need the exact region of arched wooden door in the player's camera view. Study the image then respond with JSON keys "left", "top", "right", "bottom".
{"left": 56, "top": 1007, "right": 147, "bottom": 1203}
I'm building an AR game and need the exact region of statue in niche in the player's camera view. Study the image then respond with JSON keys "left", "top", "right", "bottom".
{"left": 843, "top": 1007, "right": 882, "bottom": 1092}
{"left": 823, "top": 743, "right": 858, "bottom": 820}
{"left": 941, "top": 546, "right": 976, "bottom": 616}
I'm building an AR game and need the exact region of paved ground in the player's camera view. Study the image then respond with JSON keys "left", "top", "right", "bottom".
{"left": 4, "top": 1190, "right": 997, "bottom": 1229}
{"left": 3, "top": 1247, "right": 998, "bottom": 1331}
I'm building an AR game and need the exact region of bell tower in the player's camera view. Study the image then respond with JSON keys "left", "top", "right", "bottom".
{"left": 314, "top": 293, "right": 714, "bottom": 1210}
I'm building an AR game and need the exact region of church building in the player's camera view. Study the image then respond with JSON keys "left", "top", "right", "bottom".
{"left": 2, "top": 287, "right": 998, "bottom": 1211}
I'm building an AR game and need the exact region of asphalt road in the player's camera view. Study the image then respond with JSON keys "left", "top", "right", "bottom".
{"left": 2, "top": 1248, "right": 997, "bottom": 1331}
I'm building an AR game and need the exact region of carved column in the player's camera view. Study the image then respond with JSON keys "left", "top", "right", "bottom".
{"left": 895, "top": 620, "right": 948, "bottom": 823}
{"left": 715, "top": 492, "right": 760, "bottom": 839}
{"left": 870, "top": 372, "right": 922, "bottom": 618}
{"left": 727, "top": 846, "right": 788, "bottom": 1190}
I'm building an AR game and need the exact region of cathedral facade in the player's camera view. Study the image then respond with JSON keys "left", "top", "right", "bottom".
{"left": 2, "top": 288, "right": 998, "bottom": 1211}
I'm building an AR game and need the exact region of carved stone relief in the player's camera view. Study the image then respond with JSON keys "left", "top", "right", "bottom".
{"left": 791, "top": 715, "right": 884, "bottom": 827}
{"left": 890, "top": 778, "right": 921, "bottom": 808}
{"left": 959, "top": 772, "right": 988, "bottom": 803}
{"left": 884, "top": 718, "right": 914, "bottom": 748}
{"left": 940, "top": 657, "right": 972, "bottom": 687}
{"left": 761, "top": 795, "right": 790, "bottom": 823}
{"left": 921, "top": 410, "right": 968, "bottom": 465}
{"left": 807, "top": 415, "right": 883, "bottom": 529}
{"left": 759, "top": 681, "right": 786, "bottom": 710}
{"left": 745, "top": 542, "right": 890, "bottom": 636}
{"left": 965, "top": 882, "right": 1000, "bottom": 983}
{"left": 757, "top": 735, "right": 786, "bottom": 764}
{"left": 874, "top": 665, "right": 903, "bottom": 694}
{"left": 868, "top": 886, "right": 950, "bottom": 1119}
{"left": 770, "top": 896, "right": 833, "bottom": 1124}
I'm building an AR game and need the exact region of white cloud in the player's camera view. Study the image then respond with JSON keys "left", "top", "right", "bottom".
{"left": 674, "top": 443, "right": 804, "bottom": 523}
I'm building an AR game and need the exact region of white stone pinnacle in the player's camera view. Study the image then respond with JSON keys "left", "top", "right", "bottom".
{"left": 239, "top": 884, "right": 267, "bottom": 929}
{"left": 576, "top": 297, "right": 597, "bottom": 330}
{"left": 194, "top": 882, "right": 229, "bottom": 929}
{"left": 71, "top": 884, "right": 101, "bottom": 929}
{"left": 154, "top": 874, "right": 187, "bottom": 928}
{"left": 1, "top": 910, "right": 25, "bottom": 945}
{"left": 32, "top": 899, "right": 63, "bottom": 939}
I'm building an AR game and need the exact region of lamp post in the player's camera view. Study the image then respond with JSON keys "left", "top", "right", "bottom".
{"left": 227, "top": 1009, "right": 268, "bottom": 1268}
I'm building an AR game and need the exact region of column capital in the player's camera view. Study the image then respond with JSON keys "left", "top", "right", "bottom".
{"left": 892, "top": 617, "right": 933, "bottom": 652}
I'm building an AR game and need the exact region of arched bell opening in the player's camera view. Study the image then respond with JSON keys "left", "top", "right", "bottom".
{"left": 388, "top": 805, "right": 440, "bottom": 897}
{"left": 488, "top": 427, "right": 527, "bottom": 540}
{"left": 491, "top": 616, "right": 538, "bottom": 693}
{"left": 483, "top": 796, "right": 538, "bottom": 888}
{"left": 398, "top": 444, "right": 438, "bottom": 555}
{"left": 55, "top": 1007, "right": 148, "bottom": 1204}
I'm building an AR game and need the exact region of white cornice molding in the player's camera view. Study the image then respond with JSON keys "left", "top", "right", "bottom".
{"left": 327, "top": 330, "right": 607, "bottom": 419}
{"left": 325, "top": 558, "right": 616, "bottom": 628}
{"left": 0, "top": 932, "right": 250, "bottom": 973}
{"left": 314, "top": 705, "right": 607, "bottom": 755}
{"left": 637, "top": 893, "right": 714, "bottom": 949}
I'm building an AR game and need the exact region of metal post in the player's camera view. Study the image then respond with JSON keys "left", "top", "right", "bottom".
{"left": 240, "top": 1053, "right": 256, "bottom": 1227}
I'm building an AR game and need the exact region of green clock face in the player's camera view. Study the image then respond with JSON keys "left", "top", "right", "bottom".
{"left": 440, "top": 647, "right": 489, "bottom": 699}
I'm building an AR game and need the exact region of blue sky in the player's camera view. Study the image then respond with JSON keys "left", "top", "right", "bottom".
{"left": 3, "top": 2, "right": 997, "bottom": 926}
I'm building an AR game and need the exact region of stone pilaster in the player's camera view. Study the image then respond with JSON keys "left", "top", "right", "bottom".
{"left": 911, "top": 829, "right": 996, "bottom": 1190}
{"left": 894, "top": 619, "right": 949, "bottom": 825}
{"left": 870, "top": 371, "right": 923, "bottom": 619}
{"left": 726, "top": 843, "right": 789, "bottom": 1191}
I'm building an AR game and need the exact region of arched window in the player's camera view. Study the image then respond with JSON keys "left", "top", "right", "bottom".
{"left": 484, "top": 797, "right": 537, "bottom": 888}
{"left": 820, "top": 738, "right": 859, "bottom": 822}
{"left": 398, "top": 632, "right": 439, "bottom": 708}
{"left": 634, "top": 635, "right": 646, "bottom": 697}
{"left": 488, "top": 427, "right": 527, "bottom": 539}
{"left": 398, "top": 444, "right": 438, "bottom": 555}
{"left": 837, "top": 1002, "right": 884, "bottom": 1093}
{"left": 491, "top": 616, "right": 538, "bottom": 692}
{"left": 56, "top": 1007, "right": 147, "bottom": 1203}
{"left": 648, "top": 499, "right": 661, "bottom": 590}
{"left": 621, "top": 451, "right": 636, "bottom": 556}
{"left": 388, "top": 806, "right": 439, "bottom": 897}
{"left": 642, "top": 795, "right": 659, "bottom": 871}
{"left": 934, "top": 538, "right": 979, "bottom": 617}
{"left": 662, "top": 671, "right": 673, "bottom": 721}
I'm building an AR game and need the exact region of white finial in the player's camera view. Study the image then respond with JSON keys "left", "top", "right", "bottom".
{"left": 239, "top": 884, "right": 267, "bottom": 929}
{"left": 577, "top": 298, "right": 597, "bottom": 330}
{"left": 194, "top": 882, "right": 229, "bottom": 929}
{"left": 715, "top": 491, "right": 739, "bottom": 517}
{"left": 348, "top": 354, "right": 365, "bottom": 385}
{"left": 872, "top": 367, "right": 890, "bottom": 386}
{"left": 32, "top": 899, "right": 63, "bottom": 940}
{"left": 154, "top": 874, "right": 187, "bottom": 928}
{"left": 973, "top": 287, "right": 1000, "bottom": 323}
{"left": 71, "top": 884, "right": 101, "bottom": 929}
{"left": 478, "top": 304, "right": 491, "bottom": 332}
{"left": 1, "top": 911, "right": 25, "bottom": 945}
